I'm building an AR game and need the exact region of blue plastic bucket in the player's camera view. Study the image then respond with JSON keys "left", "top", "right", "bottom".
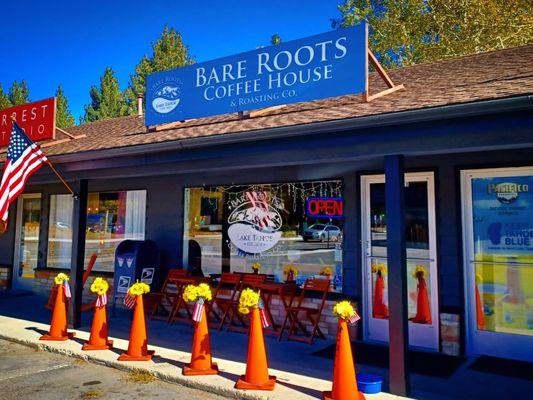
{"left": 357, "top": 374, "right": 383, "bottom": 394}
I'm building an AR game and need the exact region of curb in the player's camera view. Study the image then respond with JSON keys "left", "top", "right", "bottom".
{"left": 0, "top": 333, "right": 272, "bottom": 400}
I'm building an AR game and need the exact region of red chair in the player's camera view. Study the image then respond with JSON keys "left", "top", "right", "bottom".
{"left": 149, "top": 269, "right": 188, "bottom": 321}
{"left": 278, "top": 277, "right": 330, "bottom": 344}
{"left": 226, "top": 273, "right": 267, "bottom": 332}
{"left": 209, "top": 272, "right": 242, "bottom": 330}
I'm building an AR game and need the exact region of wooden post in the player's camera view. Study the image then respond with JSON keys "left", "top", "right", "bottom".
{"left": 363, "top": 50, "right": 405, "bottom": 102}
{"left": 385, "top": 155, "right": 410, "bottom": 396}
{"left": 68, "top": 179, "right": 88, "bottom": 328}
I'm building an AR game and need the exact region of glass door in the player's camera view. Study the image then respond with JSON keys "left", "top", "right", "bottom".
{"left": 361, "top": 172, "right": 439, "bottom": 350}
{"left": 461, "top": 167, "right": 533, "bottom": 361}
{"left": 13, "top": 193, "right": 41, "bottom": 291}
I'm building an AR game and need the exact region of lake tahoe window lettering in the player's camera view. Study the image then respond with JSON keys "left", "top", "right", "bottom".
{"left": 195, "top": 36, "right": 348, "bottom": 101}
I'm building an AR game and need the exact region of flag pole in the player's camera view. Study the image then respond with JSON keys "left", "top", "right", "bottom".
{"left": 10, "top": 115, "right": 76, "bottom": 197}
{"left": 46, "top": 160, "right": 76, "bottom": 196}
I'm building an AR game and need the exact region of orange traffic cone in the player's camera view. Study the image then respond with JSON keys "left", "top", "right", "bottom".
{"left": 372, "top": 273, "right": 389, "bottom": 319}
{"left": 410, "top": 277, "right": 431, "bottom": 324}
{"left": 118, "top": 295, "right": 154, "bottom": 361}
{"left": 235, "top": 307, "right": 276, "bottom": 390}
{"left": 183, "top": 305, "right": 218, "bottom": 375}
{"left": 323, "top": 319, "right": 365, "bottom": 400}
{"left": 40, "top": 283, "right": 75, "bottom": 341}
{"left": 475, "top": 284, "right": 484, "bottom": 330}
{"left": 82, "top": 304, "right": 113, "bottom": 350}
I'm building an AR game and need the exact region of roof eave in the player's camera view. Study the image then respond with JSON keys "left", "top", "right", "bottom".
{"left": 52, "top": 94, "right": 533, "bottom": 164}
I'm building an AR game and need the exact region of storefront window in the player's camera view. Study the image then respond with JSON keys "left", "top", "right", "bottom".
{"left": 47, "top": 190, "right": 146, "bottom": 272}
{"left": 369, "top": 181, "right": 432, "bottom": 322}
{"left": 471, "top": 175, "right": 532, "bottom": 336}
{"left": 183, "top": 181, "right": 344, "bottom": 292}
{"left": 47, "top": 194, "right": 74, "bottom": 269}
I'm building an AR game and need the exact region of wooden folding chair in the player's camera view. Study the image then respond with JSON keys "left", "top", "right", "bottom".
{"left": 209, "top": 272, "right": 242, "bottom": 330}
{"left": 278, "top": 277, "right": 330, "bottom": 344}
{"left": 149, "top": 269, "right": 187, "bottom": 321}
{"left": 226, "top": 273, "right": 267, "bottom": 332}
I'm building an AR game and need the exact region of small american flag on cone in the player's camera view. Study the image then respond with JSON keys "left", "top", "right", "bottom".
{"left": 348, "top": 310, "right": 360, "bottom": 325}
{"left": 192, "top": 298, "right": 204, "bottom": 323}
{"left": 258, "top": 298, "right": 270, "bottom": 328}
{"left": 63, "top": 281, "right": 72, "bottom": 299}
{"left": 95, "top": 293, "right": 107, "bottom": 307}
{"left": 124, "top": 293, "right": 137, "bottom": 309}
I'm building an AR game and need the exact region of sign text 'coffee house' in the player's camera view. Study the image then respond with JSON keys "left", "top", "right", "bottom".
{"left": 145, "top": 24, "right": 367, "bottom": 126}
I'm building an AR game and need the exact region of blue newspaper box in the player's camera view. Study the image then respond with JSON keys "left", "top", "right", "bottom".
{"left": 114, "top": 240, "right": 160, "bottom": 302}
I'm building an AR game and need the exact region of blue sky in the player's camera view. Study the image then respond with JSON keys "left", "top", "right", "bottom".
{"left": 1, "top": 1, "right": 341, "bottom": 121}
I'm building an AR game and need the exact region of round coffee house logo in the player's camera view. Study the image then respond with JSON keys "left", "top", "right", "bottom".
{"left": 487, "top": 182, "right": 529, "bottom": 204}
{"left": 150, "top": 77, "right": 183, "bottom": 114}
{"left": 228, "top": 191, "right": 283, "bottom": 255}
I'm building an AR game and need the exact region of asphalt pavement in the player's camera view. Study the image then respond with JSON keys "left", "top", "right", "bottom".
{"left": 0, "top": 339, "right": 227, "bottom": 400}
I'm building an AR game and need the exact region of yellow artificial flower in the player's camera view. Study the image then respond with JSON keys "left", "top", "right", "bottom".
{"left": 183, "top": 283, "right": 212, "bottom": 303}
{"left": 372, "top": 264, "right": 387, "bottom": 275}
{"left": 413, "top": 266, "right": 427, "bottom": 280}
{"left": 238, "top": 288, "right": 260, "bottom": 314}
{"left": 182, "top": 284, "right": 198, "bottom": 303}
{"left": 333, "top": 300, "right": 356, "bottom": 321}
{"left": 90, "top": 277, "right": 109, "bottom": 296}
{"left": 320, "top": 266, "right": 333, "bottom": 276}
{"left": 54, "top": 273, "right": 69, "bottom": 285}
{"left": 128, "top": 282, "right": 150, "bottom": 296}
{"left": 251, "top": 262, "right": 261, "bottom": 271}
{"left": 196, "top": 283, "right": 212, "bottom": 301}
{"left": 283, "top": 265, "right": 299, "bottom": 276}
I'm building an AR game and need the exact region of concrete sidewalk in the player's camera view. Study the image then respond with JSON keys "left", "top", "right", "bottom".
{"left": 0, "top": 312, "right": 405, "bottom": 400}
{"left": 0, "top": 293, "right": 405, "bottom": 400}
{"left": 1, "top": 294, "right": 531, "bottom": 400}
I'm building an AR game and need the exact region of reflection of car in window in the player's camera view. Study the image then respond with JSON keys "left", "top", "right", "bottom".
{"left": 55, "top": 221, "right": 70, "bottom": 229}
{"left": 303, "top": 224, "right": 341, "bottom": 242}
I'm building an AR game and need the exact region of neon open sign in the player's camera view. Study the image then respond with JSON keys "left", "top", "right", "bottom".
{"left": 306, "top": 197, "right": 344, "bottom": 219}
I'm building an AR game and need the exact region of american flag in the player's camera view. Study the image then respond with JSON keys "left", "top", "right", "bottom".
{"left": 123, "top": 293, "right": 137, "bottom": 309}
{"left": 96, "top": 293, "right": 108, "bottom": 307}
{"left": 348, "top": 310, "right": 361, "bottom": 325}
{"left": 192, "top": 298, "right": 204, "bottom": 323}
{"left": 258, "top": 298, "right": 270, "bottom": 328}
{"left": 63, "top": 281, "right": 72, "bottom": 299}
{"left": 0, "top": 122, "right": 48, "bottom": 225}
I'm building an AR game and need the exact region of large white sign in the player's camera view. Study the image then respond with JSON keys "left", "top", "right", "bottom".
{"left": 228, "top": 191, "right": 283, "bottom": 255}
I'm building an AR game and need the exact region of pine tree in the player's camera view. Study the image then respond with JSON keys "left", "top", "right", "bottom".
{"left": 9, "top": 80, "right": 30, "bottom": 106}
{"left": 335, "top": 0, "right": 533, "bottom": 68}
{"left": 55, "top": 85, "right": 75, "bottom": 128}
{"left": 0, "top": 84, "right": 12, "bottom": 110}
{"left": 83, "top": 67, "right": 127, "bottom": 123}
{"left": 125, "top": 26, "right": 193, "bottom": 114}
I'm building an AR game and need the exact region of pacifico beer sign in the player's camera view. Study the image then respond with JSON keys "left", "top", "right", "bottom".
{"left": 145, "top": 24, "right": 368, "bottom": 126}
{"left": 0, "top": 98, "right": 56, "bottom": 146}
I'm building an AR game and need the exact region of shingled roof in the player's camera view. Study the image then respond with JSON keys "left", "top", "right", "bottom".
{"left": 3, "top": 45, "right": 533, "bottom": 159}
